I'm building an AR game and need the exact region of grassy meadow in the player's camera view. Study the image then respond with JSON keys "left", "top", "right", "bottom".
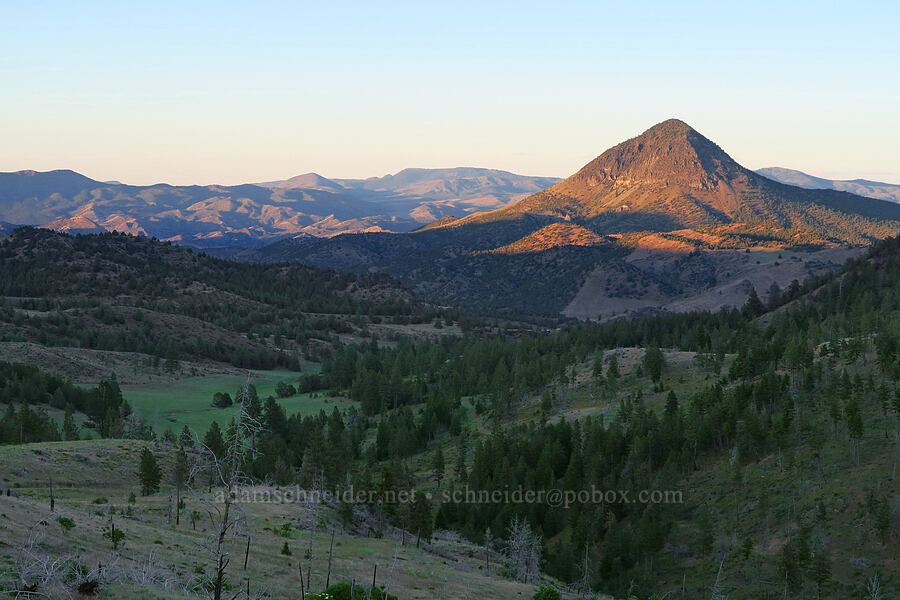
{"left": 121, "top": 367, "right": 357, "bottom": 436}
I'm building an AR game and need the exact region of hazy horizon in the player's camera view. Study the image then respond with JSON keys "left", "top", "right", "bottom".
{"left": 7, "top": 161, "right": 900, "bottom": 190}
{"left": 2, "top": 1, "right": 898, "bottom": 186}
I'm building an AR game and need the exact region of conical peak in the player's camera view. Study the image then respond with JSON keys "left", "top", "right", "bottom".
{"left": 640, "top": 118, "right": 694, "bottom": 137}
{"left": 578, "top": 118, "right": 743, "bottom": 188}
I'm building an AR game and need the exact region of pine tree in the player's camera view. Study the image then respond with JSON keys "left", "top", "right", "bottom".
{"left": 877, "top": 384, "right": 890, "bottom": 437}
{"left": 779, "top": 542, "right": 802, "bottom": 596}
{"left": 874, "top": 498, "right": 891, "bottom": 543}
{"left": 607, "top": 355, "right": 620, "bottom": 380}
{"left": 766, "top": 281, "right": 782, "bottom": 308}
{"left": 664, "top": 390, "right": 679, "bottom": 422}
{"left": 161, "top": 427, "right": 177, "bottom": 445}
{"left": 742, "top": 286, "right": 766, "bottom": 318}
{"left": 592, "top": 357, "right": 604, "bottom": 381}
{"left": 100, "top": 406, "right": 122, "bottom": 439}
{"left": 173, "top": 445, "right": 188, "bottom": 525}
{"left": 811, "top": 548, "right": 831, "bottom": 600}
{"left": 846, "top": 398, "right": 864, "bottom": 464}
{"left": 180, "top": 425, "right": 194, "bottom": 448}
{"left": 244, "top": 384, "right": 262, "bottom": 421}
{"left": 137, "top": 447, "right": 162, "bottom": 496}
{"left": 643, "top": 346, "right": 666, "bottom": 383}
{"left": 411, "top": 492, "right": 433, "bottom": 548}
{"left": 62, "top": 403, "right": 79, "bottom": 441}
{"left": 432, "top": 448, "right": 445, "bottom": 486}
{"left": 455, "top": 431, "right": 467, "bottom": 479}
{"left": 204, "top": 421, "right": 226, "bottom": 459}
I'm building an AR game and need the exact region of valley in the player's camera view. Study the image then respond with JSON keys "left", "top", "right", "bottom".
{"left": 2, "top": 121, "right": 899, "bottom": 600}
{"left": 6, "top": 3, "right": 900, "bottom": 599}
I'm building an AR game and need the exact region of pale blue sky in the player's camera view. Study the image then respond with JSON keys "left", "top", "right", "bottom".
{"left": 1, "top": 1, "right": 898, "bottom": 185}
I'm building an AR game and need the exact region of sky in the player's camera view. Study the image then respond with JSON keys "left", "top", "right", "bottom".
{"left": 1, "top": 1, "right": 898, "bottom": 186}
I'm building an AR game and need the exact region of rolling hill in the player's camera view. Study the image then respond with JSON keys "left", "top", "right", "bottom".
{"left": 0, "top": 227, "right": 440, "bottom": 374}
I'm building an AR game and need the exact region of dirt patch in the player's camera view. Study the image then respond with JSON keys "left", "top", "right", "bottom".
{"left": 563, "top": 246, "right": 863, "bottom": 320}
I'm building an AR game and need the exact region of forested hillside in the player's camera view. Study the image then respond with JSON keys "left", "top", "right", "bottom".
{"left": 0, "top": 228, "right": 446, "bottom": 369}
{"left": 274, "top": 235, "right": 900, "bottom": 598}
{"left": 2, "top": 231, "right": 899, "bottom": 599}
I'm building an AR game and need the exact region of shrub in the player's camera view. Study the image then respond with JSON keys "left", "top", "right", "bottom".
{"left": 322, "top": 582, "right": 377, "bottom": 600}
{"left": 57, "top": 516, "right": 75, "bottom": 533}
{"left": 369, "top": 586, "right": 397, "bottom": 600}
{"left": 276, "top": 381, "right": 297, "bottom": 398}
{"left": 307, "top": 583, "right": 397, "bottom": 600}
{"left": 534, "top": 586, "right": 561, "bottom": 600}
{"left": 212, "top": 392, "right": 232, "bottom": 408}
{"left": 103, "top": 525, "right": 125, "bottom": 550}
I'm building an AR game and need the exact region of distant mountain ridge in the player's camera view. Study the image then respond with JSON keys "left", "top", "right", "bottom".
{"left": 756, "top": 166, "right": 900, "bottom": 203}
{"left": 0, "top": 168, "right": 560, "bottom": 246}
{"left": 0, "top": 170, "right": 387, "bottom": 245}
{"left": 263, "top": 168, "right": 562, "bottom": 224}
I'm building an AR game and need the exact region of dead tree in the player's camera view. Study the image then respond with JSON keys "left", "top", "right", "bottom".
{"left": 506, "top": 516, "right": 541, "bottom": 583}
{"left": 578, "top": 540, "right": 591, "bottom": 595}
{"left": 483, "top": 527, "right": 493, "bottom": 573}
{"left": 306, "top": 530, "right": 314, "bottom": 590}
{"left": 299, "top": 559, "right": 306, "bottom": 600}
{"left": 382, "top": 547, "right": 400, "bottom": 599}
{"left": 325, "top": 530, "right": 335, "bottom": 588}
{"left": 188, "top": 378, "right": 262, "bottom": 600}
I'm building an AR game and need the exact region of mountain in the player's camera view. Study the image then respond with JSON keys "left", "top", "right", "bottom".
{"left": 264, "top": 167, "right": 562, "bottom": 223}
{"left": 0, "top": 168, "right": 103, "bottom": 201}
{"left": 0, "top": 170, "right": 396, "bottom": 245}
{"left": 242, "top": 119, "right": 900, "bottom": 318}
{"left": 449, "top": 119, "right": 900, "bottom": 244}
{"left": 270, "top": 172, "right": 348, "bottom": 192}
{"left": 757, "top": 166, "right": 900, "bottom": 203}
{"left": 0, "top": 168, "right": 560, "bottom": 246}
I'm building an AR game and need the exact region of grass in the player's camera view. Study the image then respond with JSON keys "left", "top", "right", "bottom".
{"left": 122, "top": 367, "right": 356, "bottom": 435}
{"left": 0, "top": 439, "right": 538, "bottom": 600}
{"left": 4, "top": 343, "right": 896, "bottom": 599}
